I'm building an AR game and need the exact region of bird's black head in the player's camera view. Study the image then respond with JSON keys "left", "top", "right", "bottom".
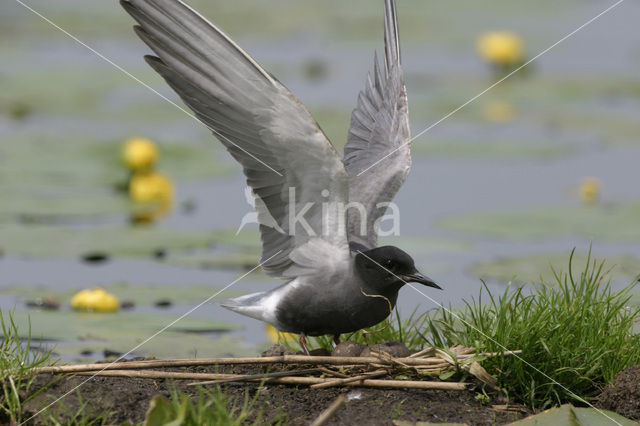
{"left": 354, "top": 245, "right": 442, "bottom": 291}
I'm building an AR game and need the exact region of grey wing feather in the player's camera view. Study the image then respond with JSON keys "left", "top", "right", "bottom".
{"left": 343, "top": 0, "right": 411, "bottom": 249}
{"left": 121, "top": 0, "right": 350, "bottom": 277}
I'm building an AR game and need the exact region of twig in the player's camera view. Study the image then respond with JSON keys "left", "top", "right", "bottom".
{"left": 186, "top": 368, "right": 320, "bottom": 386}
{"left": 414, "top": 362, "right": 449, "bottom": 371}
{"left": 70, "top": 369, "right": 469, "bottom": 390}
{"left": 317, "top": 367, "right": 350, "bottom": 378}
{"left": 310, "top": 395, "right": 347, "bottom": 426}
{"left": 310, "top": 369, "right": 388, "bottom": 389}
{"left": 75, "top": 370, "right": 236, "bottom": 380}
{"left": 371, "top": 351, "right": 410, "bottom": 368}
{"left": 408, "top": 347, "right": 436, "bottom": 358}
{"left": 492, "top": 404, "right": 528, "bottom": 413}
{"left": 33, "top": 351, "right": 521, "bottom": 374}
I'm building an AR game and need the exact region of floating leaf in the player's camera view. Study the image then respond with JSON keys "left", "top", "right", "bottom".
{"left": 380, "top": 236, "right": 471, "bottom": 254}
{"left": 0, "top": 131, "right": 235, "bottom": 224}
{"left": 0, "top": 225, "right": 216, "bottom": 258}
{"left": 0, "top": 187, "right": 130, "bottom": 224}
{"left": 470, "top": 253, "right": 640, "bottom": 285}
{"left": 12, "top": 310, "right": 237, "bottom": 340}
{"left": 210, "top": 229, "right": 262, "bottom": 250}
{"left": 9, "top": 309, "right": 250, "bottom": 359}
{"left": 440, "top": 202, "right": 640, "bottom": 241}
{"left": 166, "top": 251, "right": 262, "bottom": 271}
{"left": 55, "top": 333, "right": 253, "bottom": 360}
{"left": 413, "top": 137, "right": 572, "bottom": 159}
{"left": 1, "top": 282, "right": 242, "bottom": 307}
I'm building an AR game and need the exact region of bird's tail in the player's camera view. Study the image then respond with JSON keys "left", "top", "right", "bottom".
{"left": 219, "top": 291, "right": 271, "bottom": 322}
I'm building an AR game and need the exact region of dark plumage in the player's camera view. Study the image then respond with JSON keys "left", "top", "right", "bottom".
{"left": 274, "top": 246, "right": 440, "bottom": 337}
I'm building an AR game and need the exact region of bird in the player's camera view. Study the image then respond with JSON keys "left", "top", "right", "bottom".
{"left": 121, "top": 0, "right": 442, "bottom": 354}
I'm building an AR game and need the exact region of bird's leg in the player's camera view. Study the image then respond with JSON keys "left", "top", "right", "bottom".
{"left": 299, "top": 333, "right": 310, "bottom": 356}
{"left": 333, "top": 334, "right": 341, "bottom": 346}
{"left": 362, "top": 329, "right": 370, "bottom": 347}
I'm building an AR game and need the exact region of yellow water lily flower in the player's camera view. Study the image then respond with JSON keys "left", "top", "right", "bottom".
{"left": 477, "top": 31, "right": 524, "bottom": 66}
{"left": 129, "top": 171, "right": 174, "bottom": 207}
{"left": 122, "top": 137, "right": 159, "bottom": 172}
{"left": 71, "top": 287, "right": 119, "bottom": 312}
{"left": 265, "top": 324, "right": 297, "bottom": 345}
{"left": 579, "top": 177, "right": 601, "bottom": 205}
{"left": 483, "top": 100, "right": 516, "bottom": 122}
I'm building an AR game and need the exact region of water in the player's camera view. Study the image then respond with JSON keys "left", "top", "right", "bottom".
{"left": 1, "top": 0, "right": 639, "bottom": 355}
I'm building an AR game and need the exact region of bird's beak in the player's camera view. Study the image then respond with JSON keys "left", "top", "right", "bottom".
{"left": 401, "top": 271, "right": 442, "bottom": 289}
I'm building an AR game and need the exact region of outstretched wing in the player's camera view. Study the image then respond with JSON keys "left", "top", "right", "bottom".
{"left": 121, "top": 0, "right": 350, "bottom": 277}
{"left": 343, "top": 0, "right": 411, "bottom": 249}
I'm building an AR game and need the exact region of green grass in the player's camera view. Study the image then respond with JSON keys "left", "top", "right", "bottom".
{"left": 44, "top": 386, "right": 281, "bottom": 425}
{"left": 47, "top": 393, "right": 114, "bottom": 426}
{"left": 0, "top": 310, "right": 56, "bottom": 425}
{"left": 144, "top": 385, "right": 284, "bottom": 426}
{"left": 427, "top": 249, "right": 640, "bottom": 409}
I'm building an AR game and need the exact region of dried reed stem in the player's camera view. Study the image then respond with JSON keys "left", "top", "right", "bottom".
{"left": 69, "top": 369, "right": 469, "bottom": 390}
{"left": 34, "top": 350, "right": 521, "bottom": 375}
{"left": 310, "top": 369, "right": 388, "bottom": 389}
{"left": 310, "top": 395, "right": 347, "bottom": 426}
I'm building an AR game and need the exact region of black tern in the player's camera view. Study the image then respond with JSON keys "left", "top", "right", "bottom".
{"left": 122, "top": 0, "right": 442, "bottom": 354}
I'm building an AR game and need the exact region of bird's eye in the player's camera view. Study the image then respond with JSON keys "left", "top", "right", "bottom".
{"left": 385, "top": 260, "right": 394, "bottom": 268}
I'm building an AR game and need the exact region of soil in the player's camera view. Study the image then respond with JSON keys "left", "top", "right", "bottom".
{"left": 19, "top": 361, "right": 530, "bottom": 425}
{"left": 596, "top": 365, "right": 640, "bottom": 421}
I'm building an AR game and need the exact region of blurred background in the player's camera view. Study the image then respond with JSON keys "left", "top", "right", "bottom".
{"left": 1, "top": 0, "right": 639, "bottom": 360}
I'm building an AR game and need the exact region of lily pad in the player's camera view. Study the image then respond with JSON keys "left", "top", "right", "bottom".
{"left": 0, "top": 224, "right": 216, "bottom": 258}
{"left": 1, "top": 282, "right": 242, "bottom": 307}
{"left": 0, "top": 188, "right": 129, "bottom": 224}
{"left": 0, "top": 130, "right": 235, "bottom": 224}
{"left": 8, "top": 309, "right": 251, "bottom": 359}
{"left": 166, "top": 251, "right": 262, "bottom": 271}
{"left": 85, "top": 138, "right": 235, "bottom": 185}
{"left": 412, "top": 138, "right": 572, "bottom": 159}
{"left": 54, "top": 333, "right": 253, "bottom": 359}
{"left": 211, "top": 229, "right": 262, "bottom": 250}
{"left": 440, "top": 202, "right": 640, "bottom": 241}
{"left": 217, "top": 230, "right": 471, "bottom": 254}
{"left": 380, "top": 236, "right": 471, "bottom": 254}
{"left": 164, "top": 234, "right": 466, "bottom": 272}
{"left": 470, "top": 253, "right": 640, "bottom": 285}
